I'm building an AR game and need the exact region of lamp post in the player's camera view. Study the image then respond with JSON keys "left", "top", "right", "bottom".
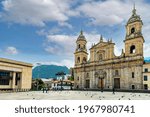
{"left": 56, "top": 71, "right": 66, "bottom": 90}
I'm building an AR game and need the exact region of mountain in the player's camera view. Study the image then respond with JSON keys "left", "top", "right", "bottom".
{"left": 144, "top": 57, "right": 150, "bottom": 63}
{"left": 32, "top": 65, "right": 69, "bottom": 79}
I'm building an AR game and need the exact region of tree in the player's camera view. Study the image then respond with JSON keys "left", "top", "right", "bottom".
{"left": 68, "top": 76, "right": 74, "bottom": 81}
{"left": 32, "top": 79, "right": 45, "bottom": 91}
{"left": 55, "top": 71, "right": 66, "bottom": 90}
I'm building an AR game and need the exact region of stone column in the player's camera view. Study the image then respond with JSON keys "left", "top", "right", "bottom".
{"left": 96, "top": 78, "right": 98, "bottom": 88}
{"left": 12, "top": 72, "right": 16, "bottom": 90}
{"left": 82, "top": 72, "right": 85, "bottom": 88}
{"left": 92, "top": 71, "right": 96, "bottom": 88}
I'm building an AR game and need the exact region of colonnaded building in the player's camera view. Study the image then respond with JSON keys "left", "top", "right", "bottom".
{"left": 73, "top": 7, "right": 149, "bottom": 90}
{"left": 0, "top": 58, "right": 32, "bottom": 91}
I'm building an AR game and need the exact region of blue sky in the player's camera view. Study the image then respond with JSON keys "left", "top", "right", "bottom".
{"left": 0, "top": 0, "right": 150, "bottom": 68}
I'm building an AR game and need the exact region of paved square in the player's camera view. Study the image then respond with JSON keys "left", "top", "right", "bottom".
{"left": 0, "top": 91, "right": 150, "bottom": 100}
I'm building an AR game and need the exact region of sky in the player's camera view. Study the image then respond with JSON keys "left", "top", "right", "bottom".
{"left": 0, "top": 0, "right": 150, "bottom": 68}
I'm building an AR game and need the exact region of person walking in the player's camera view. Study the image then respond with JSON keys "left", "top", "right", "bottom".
{"left": 113, "top": 87, "right": 115, "bottom": 94}
{"left": 46, "top": 87, "right": 48, "bottom": 93}
{"left": 43, "top": 87, "right": 45, "bottom": 93}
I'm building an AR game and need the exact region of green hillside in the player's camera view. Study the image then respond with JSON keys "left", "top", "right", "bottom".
{"left": 32, "top": 65, "right": 69, "bottom": 79}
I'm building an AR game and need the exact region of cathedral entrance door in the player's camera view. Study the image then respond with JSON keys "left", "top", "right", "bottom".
{"left": 114, "top": 78, "right": 120, "bottom": 89}
{"left": 98, "top": 79, "right": 104, "bottom": 89}
{"left": 86, "top": 80, "right": 90, "bottom": 88}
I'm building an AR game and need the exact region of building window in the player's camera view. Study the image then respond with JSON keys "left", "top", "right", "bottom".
{"left": 99, "top": 54, "right": 103, "bottom": 61}
{"left": 77, "top": 57, "right": 80, "bottom": 63}
{"left": 130, "top": 45, "right": 136, "bottom": 54}
{"left": 82, "top": 57, "right": 87, "bottom": 63}
{"left": 15, "top": 79, "right": 18, "bottom": 85}
{"left": 0, "top": 71, "right": 10, "bottom": 77}
{"left": 15, "top": 73, "right": 21, "bottom": 85}
{"left": 78, "top": 44, "right": 80, "bottom": 49}
{"left": 144, "top": 75, "right": 148, "bottom": 81}
{"left": 0, "top": 79, "right": 9, "bottom": 85}
{"left": 131, "top": 27, "right": 135, "bottom": 34}
{"left": 115, "top": 70, "right": 119, "bottom": 76}
{"left": 83, "top": 45, "right": 85, "bottom": 49}
{"left": 144, "top": 68, "right": 148, "bottom": 72}
{"left": 132, "top": 72, "right": 134, "bottom": 78}
{"left": 86, "top": 73, "right": 89, "bottom": 78}
{"left": 132, "top": 85, "right": 135, "bottom": 89}
{"left": 144, "top": 84, "right": 148, "bottom": 90}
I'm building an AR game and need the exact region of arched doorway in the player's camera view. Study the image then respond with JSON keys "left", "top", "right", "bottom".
{"left": 85, "top": 80, "right": 90, "bottom": 88}
{"left": 98, "top": 78, "right": 104, "bottom": 89}
{"left": 95, "top": 70, "right": 106, "bottom": 90}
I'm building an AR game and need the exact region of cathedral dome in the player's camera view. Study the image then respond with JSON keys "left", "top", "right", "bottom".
{"left": 77, "top": 30, "right": 86, "bottom": 41}
{"left": 127, "top": 6, "right": 142, "bottom": 25}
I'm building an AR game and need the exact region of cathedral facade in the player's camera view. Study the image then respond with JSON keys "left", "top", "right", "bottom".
{"left": 73, "top": 7, "right": 145, "bottom": 90}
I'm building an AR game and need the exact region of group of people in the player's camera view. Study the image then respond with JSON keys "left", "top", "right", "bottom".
{"left": 42, "top": 87, "right": 48, "bottom": 93}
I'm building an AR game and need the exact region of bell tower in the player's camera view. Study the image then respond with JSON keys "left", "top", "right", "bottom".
{"left": 124, "top": 5, "right": 144, "bottom": 57}
{"left": 74, "top": 30, "right": 88, "bottom": 66}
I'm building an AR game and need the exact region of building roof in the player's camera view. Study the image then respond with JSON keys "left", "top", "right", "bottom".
{"left": 0, "top": 58, "right": 33, "bottom": 67}
{"left": 127, "top": 5, "right": 142, "bottom": 25}
{"left": 41, "top": 78, "right": 52, "bottom": 82}
{"left": 77, "top": 30, "right": 86, "bottom": 41}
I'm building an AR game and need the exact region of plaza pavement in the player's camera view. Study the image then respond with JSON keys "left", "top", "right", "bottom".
{"left": 0, "top": 91, "right": 150, "bottom": 100}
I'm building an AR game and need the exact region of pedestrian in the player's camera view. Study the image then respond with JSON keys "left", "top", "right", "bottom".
{"left": 113, "top": 87, "right": 115, "bottom": 94}
{"left": 101, "top": 87, "right": 103, "bottom": 92}
{"left": 42, "top": 87, "right": 45, "bottom": 93}
{"left": 46, "top": 87, "right": 48, "bottom": 93}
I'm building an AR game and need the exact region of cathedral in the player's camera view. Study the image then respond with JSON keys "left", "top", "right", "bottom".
{"left": 73, "top": 7, "right": 145, "bottom": 90}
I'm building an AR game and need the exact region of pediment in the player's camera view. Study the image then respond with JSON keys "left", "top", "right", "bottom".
{"left": 92, "top": 42, "right": 109, "bottom": 49}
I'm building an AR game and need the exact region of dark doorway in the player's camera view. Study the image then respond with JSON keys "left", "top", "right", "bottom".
{"left": 144, "top": 84, "right": 148, "bottom": 90}
{"left": 132, "top": 85, "right": 135, "bottom": 89}
{"left": 114, "top": 78, "right": 120, "bottom": 89}
{"left": 86, "top": 80, "right": 90, "bottom": 88}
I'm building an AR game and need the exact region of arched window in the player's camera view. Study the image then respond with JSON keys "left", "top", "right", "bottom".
{"left": 86, "top": 73, "right": 89, "bottom": 78}
{"left": 77, "top": 57, "right": 80, "bottom": 63}
{"left": 115, "top": 70, "right": 119, "bottom": 76}
{"left": 78, "top": 44, "right": 80, "bottom": 49}
{"left": 131, "top": 27, "right": 135, "bottom": 34}
{"left": 130, "top": 45, "right": 136, "bottom": 54}
{"left": 82, "top": 57, "right": 87, "bottom": 63}
{"left": 83, "top": 45, "right": 85, "bottom": 49}
{"left": 99, "top": 54, "right": 103, "bottom": 61}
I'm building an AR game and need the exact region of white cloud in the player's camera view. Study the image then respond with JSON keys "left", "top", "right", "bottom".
{"left": 45, "top": 34, "right": 76, "bottom": 56}
{"left": 44, "top": 31, "right": 122, "bottom": 59}
{"left": 144, "top": 43, "right": 150, "bottom": 57}
{"left": 1, "top": 0, "right": 150, "bottom": 58}
{"left": 38, "top": 31, "right": 107, "bottom": 57}
{"left": 34, "top": 59, "right": 74, "bottom": 68}
{"left": 77, "top": 0, "right": 150, "bottom": 27}
{"left": 58, "top": 21, "right": 73, "bottom": 29}
{"left": 5, "top": 46, "right": 18, "bottom": 55}
{"left": 0, "top": 0, "right": 78, "bottom": 27}
{"left": 45, "top": 45, "right": 62, "bottom": 55}
{"left": 77, "top": 0, "right": 129, "bottom": 26}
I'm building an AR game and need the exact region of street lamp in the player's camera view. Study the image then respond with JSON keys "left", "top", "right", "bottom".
{"left": 56, "top": 71, "right": 66, "bottom": 90}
